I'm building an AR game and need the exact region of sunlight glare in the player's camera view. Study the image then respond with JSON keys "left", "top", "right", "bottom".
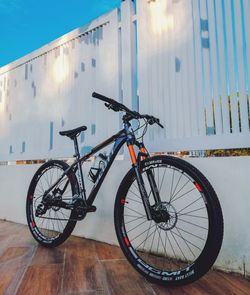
{"left": 53, "top": 52, "right": 70, "bottom": 84}
{"left": 149, "top": 0, "right": 174, "bottom": 35}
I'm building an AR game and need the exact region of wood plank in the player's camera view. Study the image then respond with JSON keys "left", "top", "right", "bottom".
{"left": 195, "top": 270, "right": 249, "bottom": 295}
{"left": 15, "top": 264, "right": 62, "bottom": 295}
{"left": 65, "top": 291, "right": 108, "bottom": 295}
{"left": 0, "top": 246, "right": 32, "bottom": 264}
{"left": 102, "top": 260, "right": 153, "bottom": 295}
{"left": 0, "top": 244, "right": 35, "bottom": 295}
{"left": 31, "top": 245, "right": 64, "bottom": 266}
{"left": 94, "top": 241, "right": 124, "bottom": 260}
{"left": 217, "top": 272, "right": 250, "bottom": 295}
{"left": 63, "top": 236, "right": 98, "bottom": 260}
{"left": 0, "top": 220, "right": 250, "bottom": 295}
{"left": 62, "top": 256, "right": 108, "bottom": 294}
{"left": 0, "top": 259, "right": 29, "bottom": 295}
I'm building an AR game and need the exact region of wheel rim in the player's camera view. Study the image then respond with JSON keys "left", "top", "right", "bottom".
{"left": 121, "top": 164, "right": 209, "bottom": 273}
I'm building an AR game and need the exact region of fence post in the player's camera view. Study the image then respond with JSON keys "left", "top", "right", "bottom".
{"left": 120, "top": 0, "right": 137, "bottom": 110}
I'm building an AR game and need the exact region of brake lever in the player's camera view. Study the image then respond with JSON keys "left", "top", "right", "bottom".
{"left": 157, "top": 121, "right": 164, "bottom": 128}
{"left": 104, "top": 103, "right": 119, "bottom": 112}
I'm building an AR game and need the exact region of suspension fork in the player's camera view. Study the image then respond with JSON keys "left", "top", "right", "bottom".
{"left": 127, "top": 144, "right": 152, "bottom": 220}
{"left": 137, "top": 143, "right": 161, "bottom": 205}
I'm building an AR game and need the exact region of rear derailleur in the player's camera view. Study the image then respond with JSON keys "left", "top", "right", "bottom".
{"left": 35, "top": 192, "right": 95, "bottom": 221}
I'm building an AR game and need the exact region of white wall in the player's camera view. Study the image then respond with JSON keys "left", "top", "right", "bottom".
{"left": 0, "top": 156, "right": 249, "bottom": 277}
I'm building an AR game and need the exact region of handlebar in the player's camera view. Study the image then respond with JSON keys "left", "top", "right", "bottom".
{"left": 92, "top": 92, "right": 164, "bottom": 128}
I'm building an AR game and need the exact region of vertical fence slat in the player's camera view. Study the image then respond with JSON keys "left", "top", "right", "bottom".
{"left": 137, "top": 0, "right": 147, "bottom": 113}
{"left": 192, "top": 0, "right": 206, "bottom": 136}
{"left": 166, "top": 0, "right": 177, "bottom": 139}
{"left": 207, "top": 0, "right": 223, "bottom": 135}
{"left": 185, "top": 0, "right": 199, "bottom": 137}
{"left": 214, "top": 0, "right": 231, "bottom": 134}
{"left": 200, "top": 0, "right": 214, "bottom": 134}
{"left": 172, "top": 0, "right": 185, "bottom": 139}
{"left": 178, "top": 0, "right": 192, "bottom": 138}
{"left": 243, "top": 0, "right": 250, "bottom": 115}
{"left": 224, "top": 0, "right": 240, "bottom": 134}
{"left": 234, "top": 0, "right": 249, "bottom": 133}
{"left": 161, "top": 0, "right": 171, "bottom": 139}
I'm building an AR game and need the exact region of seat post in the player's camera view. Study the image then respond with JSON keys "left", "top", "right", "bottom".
{"left": 73, "top": 136, "right": 80, "bottom": 159}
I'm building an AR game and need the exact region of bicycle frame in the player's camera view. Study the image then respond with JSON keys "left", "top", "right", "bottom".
{"left": 44, "top": 129, "right": 126, "bottom": 202}
{"left": 44, "top": 124, "right": 160, "bottom": 220}
{"left": 76, "top": 129, "right": 127, "bottom": 206}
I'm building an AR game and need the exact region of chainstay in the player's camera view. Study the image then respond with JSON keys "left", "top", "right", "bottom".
{"left": 34, "top": 216, "right": 80, "bottom": 222}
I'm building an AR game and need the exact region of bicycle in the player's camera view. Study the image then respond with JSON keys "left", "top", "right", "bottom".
{"left": 26, "top": 92, "right": 223, "bottom": 286}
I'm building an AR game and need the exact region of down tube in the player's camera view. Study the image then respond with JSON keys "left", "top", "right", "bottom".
{"left": 86, "top": 136, "right": 127, "bottom": 206}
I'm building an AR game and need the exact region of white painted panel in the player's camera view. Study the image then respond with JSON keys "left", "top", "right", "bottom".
{"left": 213, "top": 0, "right": 231, "bottom": 134}
{"left": 234, "top": 0, "right": 249, "bottom": 133}
{"left": 200, "top": 0, "right": 214, "bottom": 133}
{"left": 243, "top": 0, "right": 250, "bottom": 99}
{"left": 185, "top": 0, "right": 199, "bottom": 137}
{"left": 192, "top": 0, "right": 207, "bottom": 136}
{"left": 224, "top": 0, "right": 240, "bottom": 134}
{"left": 207, "top": 0, "right": 223, "bottom": 135}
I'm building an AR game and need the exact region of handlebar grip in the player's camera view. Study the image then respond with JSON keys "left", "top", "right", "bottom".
{"left": 92, "top": 92, "right": 113, "bottom": 104}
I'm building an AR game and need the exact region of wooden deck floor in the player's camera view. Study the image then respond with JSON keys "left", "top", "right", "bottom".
{"left": 0, "top": 220, "right": 249, "bottom": 295}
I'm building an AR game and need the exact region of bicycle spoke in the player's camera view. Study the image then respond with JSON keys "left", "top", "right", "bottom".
{"left": 127, "top": 219, "right": 148, "bottom": 234}
{"left": 178, "top": 207, "right": 206, "bottom": 216}
{"left": 177, "top": 197, "right": 202, "bottom": 214}
{"left": 124, "top": 214, "right": 147, "bottom": 219}
{"left": 169, "top": 230, "right": 188, "bottom": 262}
{"left": 130, "top": 223, "right": 157, "bottom": 243}
{"left": 124, "top": 206, "right": 146, "bottom": 217}
{"left": 125, "top": 216, "right": 146, "bottom": 225}
{"left": 175, "top": 227, "right": 196, "bottom": 258}
{"left": 178, "top": 218, "right": 208, "bottom": 230}
{"left": 171, "top": 187, "right": 196, "bottom": 203}
{"left": 169, "top": 172, "right": 183, "bottom": 203}
{"left": 176, "top": 226, "right": 206, "bottom": 241}
{"left": 170, "top": 179, "right": 191, "bottom": 203}
{"left": 170, "top": 229, "right": 202, "bottom": 251}
{"left": 128, "top": 189, "right": 142, "bottom": 200}
{"left": 126, "top": 197, "right": 143, "bottom": 204}
{"left": 159, "top": 168, "right": 167, "bottom": 193}
{"left": 166, "top": 230, "right": 179, "bottom": 262}
{"left": 136, "top": 220, "right": 152, "bottom": 250}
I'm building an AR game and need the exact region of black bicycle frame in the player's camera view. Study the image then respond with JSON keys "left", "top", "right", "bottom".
{"left": 44, "top": 126, "right": 161, "bottom": 220}
{"left": 45, "top": 129, "right": 127, "bottom": 207}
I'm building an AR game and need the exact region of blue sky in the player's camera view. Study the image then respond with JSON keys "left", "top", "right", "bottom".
{"left": 0, "top": 0, "right": 121, "bottom": 67}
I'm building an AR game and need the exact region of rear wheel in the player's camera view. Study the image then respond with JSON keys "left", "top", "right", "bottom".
{"left": 26, "top": 160, "right": 78, "bottom": 247}
{"left": 114, "top": 155, "right": 223, "bottom": 286}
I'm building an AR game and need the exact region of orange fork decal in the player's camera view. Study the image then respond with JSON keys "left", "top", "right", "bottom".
{"left": 128, "top": 145, "right": 137, "bottom": 165}
{"left": 140, "top": 147, "right": 147, "bottom": 160}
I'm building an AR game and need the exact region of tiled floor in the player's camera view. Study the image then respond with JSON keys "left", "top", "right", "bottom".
{"left": 0, "top": 220, "right": 250, "bottom": 295}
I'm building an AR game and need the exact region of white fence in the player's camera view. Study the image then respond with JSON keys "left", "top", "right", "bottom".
{"left": 136, "top": 0, "right": 250, "bottom": 151}
{"left": 0, "top": 0, "right": 250, "bottom": 277}
{"left": 0, "top": 10, "right": 121, "bottom": 160}
{"left": 0, "top": 0, "right": 250, "bottom": 160}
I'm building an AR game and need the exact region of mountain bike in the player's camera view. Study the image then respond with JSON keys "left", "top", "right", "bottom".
{"left": 26, "top": 92, "right": 223, "bottom": 286}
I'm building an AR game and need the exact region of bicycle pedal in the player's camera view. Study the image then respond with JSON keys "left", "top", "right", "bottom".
{"left": 86, "top": 205, "right": 96, "bottom": 213}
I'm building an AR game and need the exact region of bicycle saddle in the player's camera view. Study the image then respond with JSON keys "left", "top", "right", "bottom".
{"left": 59, "top": 126, "right": 87, "bottom": 139}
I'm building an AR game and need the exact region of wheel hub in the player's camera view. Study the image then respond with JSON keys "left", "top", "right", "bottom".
{"left": 152, "top": 202, "right": 178, "bottom": 231}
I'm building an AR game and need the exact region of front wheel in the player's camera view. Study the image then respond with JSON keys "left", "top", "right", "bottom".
{"left": 114, "top": 155, "right": 223, "bottom": 286}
